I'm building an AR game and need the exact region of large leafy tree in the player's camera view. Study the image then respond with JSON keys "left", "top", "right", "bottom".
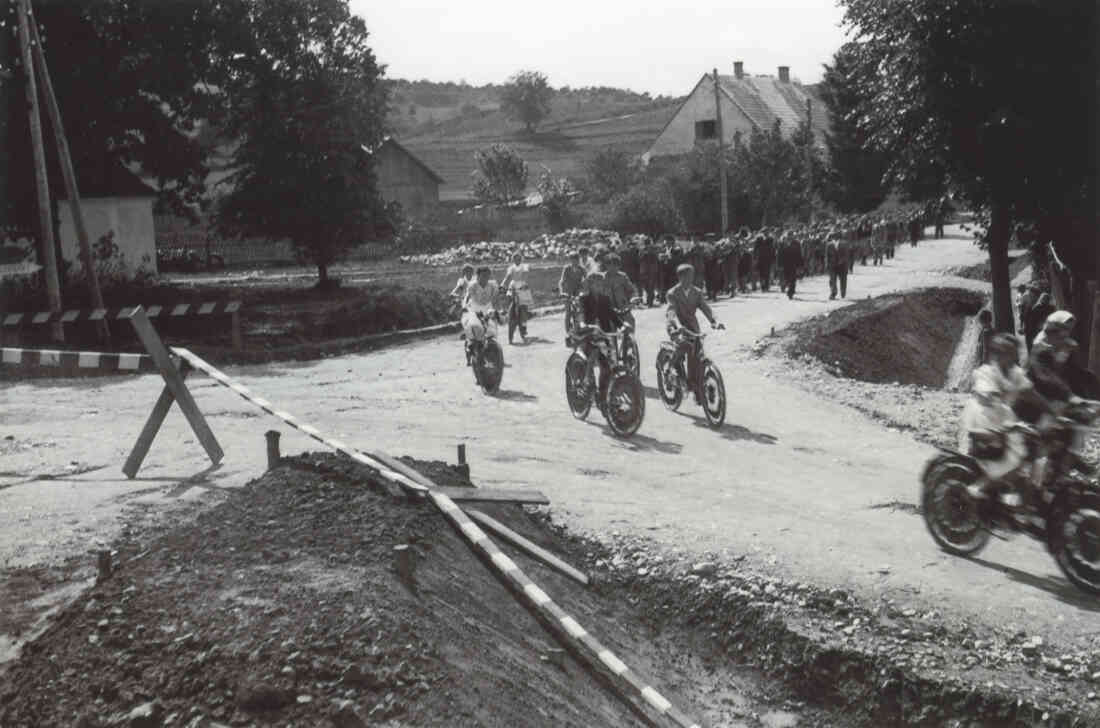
{"left": 839, "top": 0, "right": 1096, "bottom": 333}
{"left": 471, "top": 144, "right": 528, "bottom": 205}
{"left": 214, "top": 0, "right": 391, "bottom": 287}
{"left": 3, "top": 0, "right": 232, "bottom": 238}
{"left": 499, "top": 70, "right": 553, "bottom": 134}
{"left": 817, "top": 43, "right": 890, "bottom": 213}
{"left": 605, "top": 180, "right": 683, "bottom": 237}
{"left": 727, "top": 120, "right": 817, "bottom": 228}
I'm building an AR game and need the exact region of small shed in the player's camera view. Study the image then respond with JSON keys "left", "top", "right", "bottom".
{"left": 57, "top": 159, "right": 159, "bottom": 275}
{"left": 372, "top": 137, "right": 444, "bottom": 218}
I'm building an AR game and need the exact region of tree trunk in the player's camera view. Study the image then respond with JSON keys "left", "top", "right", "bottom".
{"left": 987, "top": 198, "right": 1014, "bottom": 333}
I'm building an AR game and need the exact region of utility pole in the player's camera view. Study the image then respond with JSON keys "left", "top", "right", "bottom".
{"left": 713, "top": 68, "right": 728, "bottom": 235}
{"left": 16, "top": 0, "right": 63, "bottom": 341}
{"left": 30, "top": 12, "right": 109, "bottom": 341}
{"left": 0, "top": 8, "right": 11, "bottom": 234}
{"left": 805, "top": 98, "right": 814, "bottom": 224}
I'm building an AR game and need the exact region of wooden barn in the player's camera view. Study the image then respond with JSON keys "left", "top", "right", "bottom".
{"left": 644, "top": 62, "right": 830, "bottom": 163}
{"left": 372, "top": 137, "right": 444, "bottom": 218}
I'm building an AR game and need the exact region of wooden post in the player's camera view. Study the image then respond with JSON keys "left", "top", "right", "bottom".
{"left": 123, "top": 307, "right": 223, "bottom": 477}
{"left": 16, "top": 0, "right": 63, "bottom": 342}
{"left": 28, "top": 12, "right": 109, "bottom": 342}
{"left": 265, "top": 430, "right": 281, "bottom": 470}
{"left": 712, "top": 69, "right": 728, "bottom": 235}
{"left": 457, "top": 443, "right": 467, "bottom": 466}
{"left": 230, "top": 309, "right": 242, "bottom": 351}
{"left": 1090, "top": 290, "right": 1100, "bottom": 374}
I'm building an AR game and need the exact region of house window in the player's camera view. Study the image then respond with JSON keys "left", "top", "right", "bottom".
{"left": 695, "top": 120, "right": 717, "bottom": 140}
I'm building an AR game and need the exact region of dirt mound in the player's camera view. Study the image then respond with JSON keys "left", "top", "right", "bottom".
{"left": 787, "top": 288, "right": 984, "bottom": 388}
{"left": 947, "top": 252, "right": 1030, "bottom": 282}
{"left": 2, "top": 453, "right": 817, "bottom": 728}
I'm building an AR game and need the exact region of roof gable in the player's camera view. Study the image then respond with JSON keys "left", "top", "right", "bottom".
{"left": 376, "top": 137, "right": 445, "bottom": 184}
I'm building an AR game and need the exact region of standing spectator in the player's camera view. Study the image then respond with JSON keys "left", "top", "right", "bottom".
{"left": 639, "top": 237, "right": 661, "bottom": 306}
{"left": 621, "top": 239, "right": 641, "bottom": 290}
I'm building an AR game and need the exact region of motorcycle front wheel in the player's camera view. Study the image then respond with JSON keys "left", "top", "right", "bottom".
{"left": 565, "top": 352, "right": 591, "bottom": 420}
{"left": 700, "top": 360, "right": 726, "bottom": 428}
{"left": 622, "top": 332, "right": 641, "bottom": 378}
{"left": 1048, "top": 492, "right": 1100, "bottom": 595}
{"left": 920, "top": 459, "right": 990, "bottom": 556}
{"left": 655, "top": 348, "right": 683, "bottom": 411}
{"left": 477, "top": 339, "right": 504, "bottom": 394}
{"left": 604, "top": 368, "right": 644, "bottom": 438}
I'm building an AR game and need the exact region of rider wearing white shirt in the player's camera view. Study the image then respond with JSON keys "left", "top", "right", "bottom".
{"left": 462, "top": 267, "right": 499, "bottom": 341}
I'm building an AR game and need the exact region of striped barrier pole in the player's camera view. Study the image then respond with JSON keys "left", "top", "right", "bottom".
{"left": 1, "top": 301, "right": 242, "bottom": 327}
{"left": 169, "top": 347, "right": 428, "bottom": 497}
{"left": 1, "top": 347, "right": 161, "bottom": 373}
{"left": 161, "top": 349, "right": 700, "bottom": 727}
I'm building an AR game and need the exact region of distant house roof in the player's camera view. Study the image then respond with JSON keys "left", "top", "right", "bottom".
{"left": 715, "top": 74, "right": 829, "bottom": 142}
{"left": 365, "top": 137, "right": 445, "bottom": 185}
{"left": 58, "top": 158, "right": 158, "bottom": 200}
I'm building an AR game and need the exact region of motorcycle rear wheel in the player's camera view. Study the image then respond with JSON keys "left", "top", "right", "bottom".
{"left": 655, "top": 348, "right": 683, "bottom": 411}
{"left": 1048, "top": 492, "right": 1100, "bottom": 595}
{"left": 921, "top": 460, "right": 990, "bottom": 556}
{"left": 604, "top": 368, "right": 644, "bottom": 438}
{"left": 476, "top": 340, "right": 504, "bottom": 394}
{"left": 701, "top": 360, "right": 726, "bottom": 428}
{"left": 565, "top": 352, "right": 591, "bottom": 420}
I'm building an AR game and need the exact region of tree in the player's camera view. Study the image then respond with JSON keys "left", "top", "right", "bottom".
{"left": 499, "top": 70, "right": 553, "bottom": 134}
{"left": 584, "top": 147, "right": 640, "bottom": 203}
{"left": 838, "top": 0, "right": 1096, "bottom": 333}
{"left": 818, "top": 43, "right": 890, "bottom": 213}
{"left": 535, "top": 167, "right": 575, "bottom": 232}
{"left": 605, "top": 180, "right": 683, "bottom": 237}
{"left": 215, "top": 0, "right": 392, "bottom": 288}
{"left": 471, "top": 144, "right": 528, "bottom": 205}
{"left": 727, "top": 121, "right": 812, "bottom": 227}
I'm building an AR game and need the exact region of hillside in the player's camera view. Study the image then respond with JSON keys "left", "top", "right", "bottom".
{"left": 388, "top": 79, "right": 683, "bottom": 201}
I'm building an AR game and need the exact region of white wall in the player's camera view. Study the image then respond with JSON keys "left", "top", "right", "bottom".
{"left": 646, "top": 76, "right": 756, "bottom": 160}
{"left": 57, "top": 196, "right": 158, "bottom": 276}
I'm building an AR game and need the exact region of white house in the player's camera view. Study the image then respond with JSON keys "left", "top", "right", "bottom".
{"left": 644, "top": 62, "right": 830, "bottom": 163}
{"left": 57, "top": 160, "right": 158, "bottom": 276}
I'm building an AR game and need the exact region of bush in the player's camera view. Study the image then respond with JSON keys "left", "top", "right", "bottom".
{"left": 604, "top": 181, "right": 683, "bottom": 237}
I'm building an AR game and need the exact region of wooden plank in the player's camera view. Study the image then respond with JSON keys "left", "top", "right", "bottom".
{"left": 123, "top": 362, "right": 189, "bottom": 479}
{"left": 129, "top": 308, "right": 223, "bottom": 469}
{"left": 366, "top": 450, "right": 436, "bottom": 490}
{"left": 431, "top": 485, "right": 549, "bottom": 505}
{"left": 466, "top": 509, "right": 589, "bottom": 585}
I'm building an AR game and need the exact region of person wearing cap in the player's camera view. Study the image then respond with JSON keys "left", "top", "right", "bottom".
{"left": 665, "top": 263, "right": 723, "bottom": 404}
{"left": 559, "top": 251, "right": 587, "bottom": 336}
{"left": 959, "top": 333, "right": 1034, "bottom": 507}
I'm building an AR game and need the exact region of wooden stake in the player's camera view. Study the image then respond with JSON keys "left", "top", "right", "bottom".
{"left": 16, "top": 0, "right": 63, "bottom": 341}
{"left": 465, "top": 509, "right": 589, "bottom": 586}
{"left": 265, "top": 429, "right": 281, "bottom": 470}
{"left": 28, "top": 11, "right": 109, "bottom": 342}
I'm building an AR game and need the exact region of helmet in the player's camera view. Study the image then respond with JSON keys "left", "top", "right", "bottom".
{"left": 1043, "top": 310, "right": 1076, "bottom": 333}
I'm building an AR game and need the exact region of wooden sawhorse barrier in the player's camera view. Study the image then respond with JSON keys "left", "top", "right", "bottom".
{"left": 0, "top": 305, "right": 223, "bottom": 478}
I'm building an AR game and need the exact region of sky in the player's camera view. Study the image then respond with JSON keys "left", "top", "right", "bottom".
{"left": 352, "top": 1, "right": 850, "bottom": 96}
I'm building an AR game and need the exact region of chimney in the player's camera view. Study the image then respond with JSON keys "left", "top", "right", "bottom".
{"left": 733, "top": 61, "right": 744, "bottom": 80}
{"left": 778, "top": 66, "right": 790, "bottom": 83}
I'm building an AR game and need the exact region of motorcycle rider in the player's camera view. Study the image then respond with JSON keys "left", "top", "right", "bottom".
{"left": 665, "top": 263, "right": 724, "bottom": 404}
{"left": 603, "top": 253, "right": 638, "bottom": 328}
{"left": 575, "top": 266, "right": 617, "bottom": 399}
{"left": 500, "top": 251, "right": 533, "bottom": 342}
{"left": 959, "top": 333, "right": 1034, "bottom": 508}
{"left": 461, "top": 266, "right": 500, "bottom": 362}
{"left": 450, "top": 263, "right": 476, "bottom": 317}
{"left": 558, "top": 251, "right": 586, "bottom": 337}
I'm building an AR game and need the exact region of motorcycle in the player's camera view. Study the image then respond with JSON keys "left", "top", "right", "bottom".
{"left": 564, "top": 320, "right": 645, "bottom": 438}
{"left": 921, "top": 398, "right": 1100, "bottom": 594}
{"left": 655, "top": 326, "right": 726, "bottom": 428}
{"left": 463, "top": 310, "right": 505, "bottom": 394}
{"left": 507, "top": 283, "right": 533, "bottom": 344}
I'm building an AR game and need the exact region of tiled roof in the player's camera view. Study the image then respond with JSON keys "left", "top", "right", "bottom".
{"left": 716, "top": 74, "right": 828, "bottom": 145}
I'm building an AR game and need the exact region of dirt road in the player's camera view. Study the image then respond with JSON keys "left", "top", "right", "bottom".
{"left": 4, "top": 228, "right": 1095, "bottom": 670}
